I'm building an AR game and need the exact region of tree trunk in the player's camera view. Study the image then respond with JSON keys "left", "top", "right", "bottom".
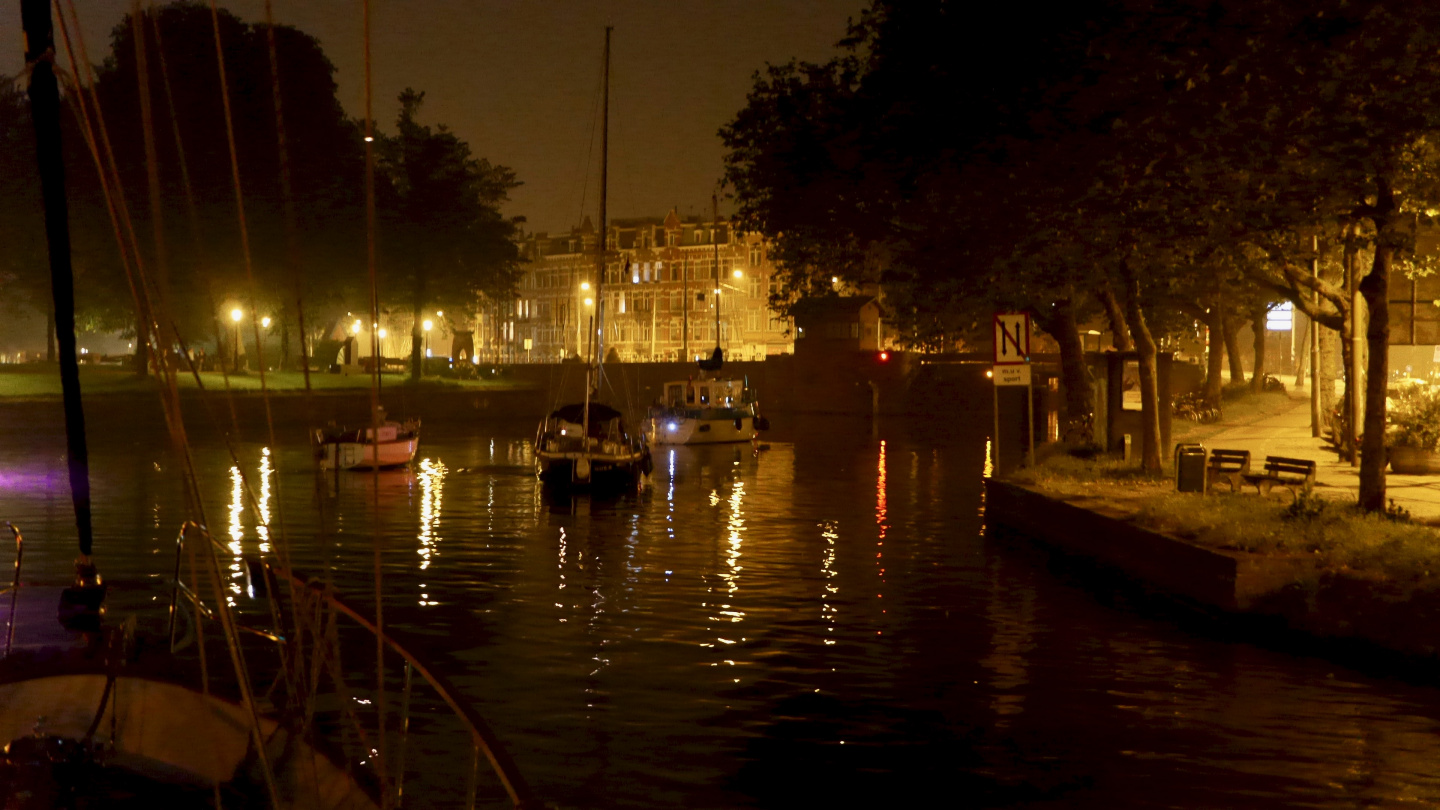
{"left": 1201, "top": 308, "right": 1224, "bottom": 404}
{"left": 410, "top": 283, "right": 425, "bottom": 384}
{"left": 1096, "top": 285, "right": 1132, "bottom": 351}
{"left": 46, "top": 308, "right": 56, "bottom": 362}
{"left": 280, "top": 314, "right": 292, "bottom": 373}
{"left": 134, "top": 315, "right": 150, "bottom": 377}
{"left": 1221, "top": 313, "right": 1245, "bottom": 387}
{"left": 1037, "top": 298, "right": 1093, "bottom": 439}
{"left": 1120, "top": 265, "right": 1162, "bottom": 473}
{"left": 1249, "top": 304, "right": 1268, "bottom": 392}
{"left": 1357, "top": 189, "right": 1394, "bottom": 513}
{"left": 1318, "top": 317, "right": 1338, "bottom": 421}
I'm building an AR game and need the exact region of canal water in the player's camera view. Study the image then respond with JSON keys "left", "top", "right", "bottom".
{"left": 3, "top": 410, "right": 1440, "bottom": 807}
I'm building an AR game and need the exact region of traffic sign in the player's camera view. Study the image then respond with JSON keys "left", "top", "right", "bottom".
{"left": 993, "top": 364, "right": 1031, "bottom": 386}
{"left": 994, "top": 313, "right": 1030, "bottom": 365}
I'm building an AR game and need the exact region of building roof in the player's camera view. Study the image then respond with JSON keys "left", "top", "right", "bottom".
{"left": 791, "top": 295, "right": 879, "bottom": 319}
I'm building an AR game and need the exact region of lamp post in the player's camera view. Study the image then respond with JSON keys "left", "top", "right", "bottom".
{"left": 230, "top": 307, "right": 243, "bottom": 372}
{"left": 423, "top": 318, "right": 433, "bottom": 364}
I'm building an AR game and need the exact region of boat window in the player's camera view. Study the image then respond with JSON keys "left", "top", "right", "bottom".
{"left": 686, "top": 385, "right": 696, "bottom": 405}
{"left": 667, "top": 384, "right": 684, "bottom": 407}
{"left": 699, "top": 386, "right": 710, "bottom": 404}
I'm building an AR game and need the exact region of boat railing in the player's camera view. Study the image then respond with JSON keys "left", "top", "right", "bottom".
{"left": 3, "top": 521, "right": 22, "bottom": 657}
{"left": 167, "top": 521, "right": 538, "bottom": 808}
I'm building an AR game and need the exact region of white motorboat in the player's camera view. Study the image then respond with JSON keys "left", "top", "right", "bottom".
{"left": 314, "top": 409, "right": 420, "bottom": 470}
{"left": 646, "top": 377, "right": 770, "bottom": 445}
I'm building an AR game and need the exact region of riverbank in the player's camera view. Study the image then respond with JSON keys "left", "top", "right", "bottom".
{"left": 988, "top": 391, "right": 1440, "bottom": 661}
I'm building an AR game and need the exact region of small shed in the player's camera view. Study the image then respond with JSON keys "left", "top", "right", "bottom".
{"left": 791, "top": 296, "right": 883, "bottom": 354}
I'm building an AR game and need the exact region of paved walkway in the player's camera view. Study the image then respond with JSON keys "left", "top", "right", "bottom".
{"left": 1201, "top": 394, "right": 1440, "bottom": 523}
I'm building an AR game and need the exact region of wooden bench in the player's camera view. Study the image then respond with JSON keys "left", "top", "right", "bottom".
{"left": 1205, "top": 448, "right": 1251, "bottom": 493}
{"left": 1242, "top": 455, "right": 1317, "bottom": 499}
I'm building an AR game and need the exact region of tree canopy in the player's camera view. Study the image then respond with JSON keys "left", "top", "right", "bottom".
{"left": 723, "top": 0, "right": 1440, "bottom": 508}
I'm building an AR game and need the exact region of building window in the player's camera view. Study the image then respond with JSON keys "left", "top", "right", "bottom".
{"left": 667, "top": 232, "right": 677, "bottom": 247}
{"left": 749, "top": 245, "right": 762, "bottom": 267}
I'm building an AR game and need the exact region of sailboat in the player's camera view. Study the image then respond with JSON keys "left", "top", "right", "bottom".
{"left": 534, "top": 27, "right": 652, "bottom": 487}
{"left": 0, "top": 3, "right": 534, "bottom": 806}
{"left": 314, "top": 406, "right": 421, "bottom": 470}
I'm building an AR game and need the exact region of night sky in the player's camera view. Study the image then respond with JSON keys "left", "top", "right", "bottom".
{"left": 0, "top": 1, "right": 865, "bottom": 233}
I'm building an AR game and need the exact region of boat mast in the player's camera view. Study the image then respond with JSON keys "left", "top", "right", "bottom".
{"left": 595, "top": 25, "right": 611, "bottom": 378}
{"left": 23, "top": 0, "right": 94, "bottom": 562}
{"left": 712, "top": 192, "right": 721, "bottom": 356}
{"left": 584, "top": 26, "right": 610, "bottom": 437}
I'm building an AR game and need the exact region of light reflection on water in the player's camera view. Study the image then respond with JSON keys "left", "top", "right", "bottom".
{"left": 3, "top": 416, "right": 1440, "bottom": 806}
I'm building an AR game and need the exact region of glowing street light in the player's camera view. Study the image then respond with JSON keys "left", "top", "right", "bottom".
{"left": 351, "top": 320, "right": 362, "bottom": 335}
{"left": 423, "top": 319, "right": 434, "bottom": 360}
{"left": 580, "top": 282, "right": 591, "bottom": 291}
{"left": 260, "top": 316, "right": 272, "bottom": 328}
{"left": 584, "top": 297, "right": 594, "bottom": 307}
{"left": 733, "top": 269, "right": 744, "bottom": 279}
{"left": 230, "top": 308, "right": 243, "bottom": 323}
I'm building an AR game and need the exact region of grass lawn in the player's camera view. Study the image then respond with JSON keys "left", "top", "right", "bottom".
{"left": 0, "top": 364, "right": 531, "bottom": 398}
{"left": 1012, "top": 389, "right": 1440, "bottom": 587}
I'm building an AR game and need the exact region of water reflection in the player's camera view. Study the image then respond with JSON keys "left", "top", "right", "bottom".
{"left": 257, "top": 448, "right": 271, "bottom": 554}
{"left": 416, "top": 458, "right": 446, "bottom": 607}
{"left": 876, "top": 440, "right": 886, "bottom": 631}
{"left": 226, "top": 464, "right": 243, "bottom": 601}
{"left": 820, "top": 520, "right": 839, "bottom": 645}
{"left": 8, "top": 417, "right": 1440, "bottom": 807}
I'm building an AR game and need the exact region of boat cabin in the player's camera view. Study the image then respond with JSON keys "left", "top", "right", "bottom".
{"left": 662, "top": 379, "right": 747, "bottom": 409}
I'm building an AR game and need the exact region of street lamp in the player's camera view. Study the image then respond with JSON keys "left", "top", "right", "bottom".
{"left": 230, "top": 308, "right": 243, "bottom": 372}
{"left": 423, "top": 319, "right": 433, "bottom": 358}
{"left": 260, "top": 316, "right": 271, "bottom": 328}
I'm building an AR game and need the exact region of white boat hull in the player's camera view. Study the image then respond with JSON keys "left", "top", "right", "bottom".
{"left": 318, "top": 438, "right": 419, "bottom": 470}
{"left": 648, "top": 415, "right": 757, "bottom": 445}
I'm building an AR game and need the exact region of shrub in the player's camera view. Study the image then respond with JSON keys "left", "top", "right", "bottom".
{"left": 1388, "top": 384, "right": 1440, "bottom": 452}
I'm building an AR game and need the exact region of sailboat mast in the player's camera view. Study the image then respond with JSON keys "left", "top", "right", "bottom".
{"left": 22, "top": 0, "right": 94, "bottom": 558}
{"left": 712, "top": 192, "right": 720, "bottom": 352}
{"left": 584, "top": 25, "right": 609, "bottom": 440}
{"left": 595, "top": 26, "right": 611, "bottom": 373}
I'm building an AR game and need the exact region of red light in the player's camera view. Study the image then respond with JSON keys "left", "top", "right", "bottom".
{"left": 879, "top": 351, "right": 889, "bottom": 362}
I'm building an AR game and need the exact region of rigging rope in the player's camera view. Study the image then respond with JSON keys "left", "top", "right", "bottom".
{"left": 361, "top": 0, "right": 391, "bottom": 801}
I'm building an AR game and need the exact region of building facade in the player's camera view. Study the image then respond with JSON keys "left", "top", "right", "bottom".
{"left": 508, "top": 209, "right": 793, "bottom": 363}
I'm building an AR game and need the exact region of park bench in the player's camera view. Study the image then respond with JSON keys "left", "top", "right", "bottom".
{"left": 1242, "top": 455, "right": 1317, "bottom": 499}
{"left": 1205, "top": 448, "right": 1251, "bottom": 493}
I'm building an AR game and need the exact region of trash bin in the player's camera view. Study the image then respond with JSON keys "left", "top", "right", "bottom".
{"left": 1175, "top": 443, "right": 1207, "bottom": 493}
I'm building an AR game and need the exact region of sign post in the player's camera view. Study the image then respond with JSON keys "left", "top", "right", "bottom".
{"left": 992, "top": 313, "right": 1033, "bottom": 471}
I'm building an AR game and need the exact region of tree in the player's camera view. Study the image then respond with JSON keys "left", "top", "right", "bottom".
{"left": 92, "top": 4, "right": 366, "bottom": 368}
{"left": 375, "top": 89, "right": 523, "bottom": 382}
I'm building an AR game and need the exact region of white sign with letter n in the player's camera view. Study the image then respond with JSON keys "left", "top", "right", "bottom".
{"left": 993, "top": 313, "right": 1030, "bottom": 365}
